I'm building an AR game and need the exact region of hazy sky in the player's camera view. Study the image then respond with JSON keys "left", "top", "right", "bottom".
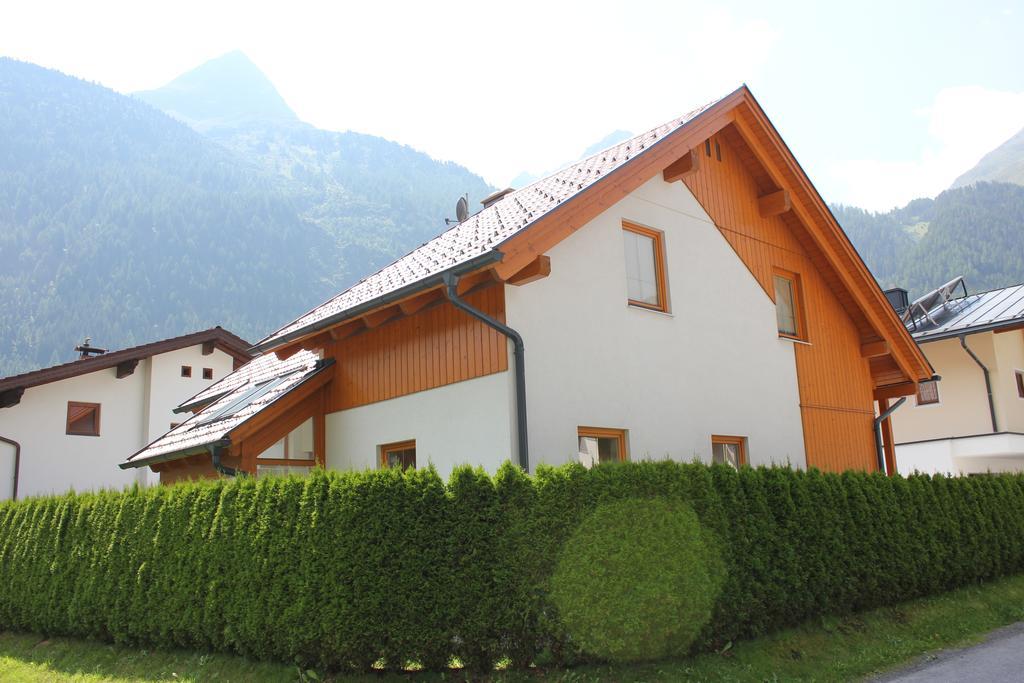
{"left": 3, "top": 0, "right": 1023, "bottom": 211}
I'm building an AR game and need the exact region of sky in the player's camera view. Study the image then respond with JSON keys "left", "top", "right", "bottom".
{"left": 3, "top": 0, "right": 1024, "bottom": 211}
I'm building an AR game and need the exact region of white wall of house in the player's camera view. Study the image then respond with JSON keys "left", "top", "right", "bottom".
{"left": 325, "top": 371, "right": 516, "bottom": 479}
{"left": 896, "top": 433, "right": 1024, "bottom": 476}
{"left": 993, "top": 330, "right": 1024, "bottom": 433}
{"left": 0, "top": 345, "right": 238, "bottom": 498}
{"left": 504, "top": 175, "right": 806, "bottom": 469}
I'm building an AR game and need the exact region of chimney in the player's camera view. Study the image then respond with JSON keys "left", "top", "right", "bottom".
{"left": 480, "top": 187, "right": 516, "bottom": 209}
{"left": 883, "top": 288, "right": 909, "bottom": 316}
{"left": 75, "top": 337, "right": 108, "bottom": 359}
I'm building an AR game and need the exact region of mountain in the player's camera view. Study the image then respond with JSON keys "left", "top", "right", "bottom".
{"left": 135, "top": 51, "right": 298, "bottom": 131}
{"left": 509, "top": 129, "right": 633, "bottom": 188}
{"left": 834, "top": 181, "right": 1024, "bottom": 298}
{"left": 952, "top": 126, "right": 1024, "bottom": 189}
{"left": 136, "top": 52, "right": 494, "bottom": 280}
{"left": 0, "top": 56, "right": 492, "bottom": 375}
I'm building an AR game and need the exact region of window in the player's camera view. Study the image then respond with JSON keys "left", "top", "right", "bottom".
{"left": 916, "top": 380, "right": 940, "bottom": 406}
{"left": 202, "top": 367, "right": 214, "bottom": 380}
{"left": 180, "top": 365, "right": 192, "bottom": 378}
{"left": 380, "top": 440, "right": 416, "bottom": 470}
{"left": 577, "top": 427, "right": 628, "bottom": 466}
{"left": 622, "top": 222, "right": 668, "bottom": 312}
{"left": 66, "top": 401, "right": 101, "bottom": 436}
{"left": 711, "top": 435, "right": 746, "bottom": 469}
{"left": 1016, "top": 371, "right": 1024, "bottom": 399}
{"left": 773, "top": 269, "right": 805, "bottom": 339}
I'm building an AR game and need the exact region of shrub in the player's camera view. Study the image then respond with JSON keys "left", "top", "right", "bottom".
{"left": 2, "top": 462, "right": 1024, "bottom": 670}
{"left": 549, "top": 498, "right": 722, "bottom": 662}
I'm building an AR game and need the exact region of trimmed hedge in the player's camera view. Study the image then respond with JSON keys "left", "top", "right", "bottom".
{"left": 2, "top": 461, "right": 1024, "bottom": 670}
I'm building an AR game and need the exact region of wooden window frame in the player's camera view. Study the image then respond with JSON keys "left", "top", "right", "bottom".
{"left": 772, "top": 267, "right": 807, "bottom": 341}
{"left": 202, "top": 367, "right": 214, "bottom": 380}
{"left": 577, "top": 426, "right": 629, "bottom": 463}
{"left": 1015, "top": 370, "right": 1024, "bottom": 399}
{"left": 379, "top": 439, "right": 417, "bottom": 470}
{"left": 66, "top": 401, "right": 101, "bottom": 437}
{"left": 711, "top": 434, "right": 746, "bottom": 467}
{"left": 916, "top": 379, "right": 940, "bottom": 406}
{"left": 180, "top": 365, "right": 192, "bottom": 378}
{"left": 622, "top": 221, "right": 669, "bottom": 313}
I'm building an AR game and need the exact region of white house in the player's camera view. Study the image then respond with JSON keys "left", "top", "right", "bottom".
{"left": 0, "top": 328, "right": 251, "bottom": 498}
{"left": 888, "top": 278, "right": 1024, "bottom": 475}
{"left": 122, "top": 86, "right": 933, "bottom": 483}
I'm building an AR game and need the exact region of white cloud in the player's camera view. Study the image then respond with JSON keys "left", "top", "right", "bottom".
{"left": 827, "top": 86, "right": 1024, "bottom": 211}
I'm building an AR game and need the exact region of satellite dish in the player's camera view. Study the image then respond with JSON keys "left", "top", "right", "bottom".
{"left": 455, "top": 195, "right": 469, "bottom": 223}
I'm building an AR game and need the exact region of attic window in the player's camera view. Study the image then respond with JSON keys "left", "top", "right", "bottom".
{"left": 202, "top": 367, "right": 214, "bottom": 380}
{"left": 1015, "top": 371, "right": 1023, "bottom": 399}
{"left": 66, "top": 401, "right": 100, "bottom": 437}
{"left": 623, "top": 221, "right": 668, "bottom": 312}
{"left": 773, "top": 269, "right": 806, "bottom": 340}
{"left": 181, "top": 365, "right": 192, "bottom": 378}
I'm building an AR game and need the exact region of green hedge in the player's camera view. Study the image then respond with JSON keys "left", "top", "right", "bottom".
{"left": 2, "top": 462, "right": 1024, "bottom": 670}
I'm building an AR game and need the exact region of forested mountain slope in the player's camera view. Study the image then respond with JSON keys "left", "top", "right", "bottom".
{"left": 952, "top": 126, "right": 1024, "bottom": 189}
{"left": 834, "top": 181, "right": 1024, "bottom": 297}
{"left": 0, "top": 56, "right": 492, "bottom": 374}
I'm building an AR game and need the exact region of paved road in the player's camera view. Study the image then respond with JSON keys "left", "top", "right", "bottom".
{"left": 875, "top": 622, "right": 1024, "bottom": 682}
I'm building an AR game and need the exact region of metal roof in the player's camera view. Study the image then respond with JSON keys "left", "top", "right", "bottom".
{"left": 906, "top": 284, "right": 1024, "bottom": 343}
{"left": 122, "top": 349, "right": 323, "bottom": 468}
{"left": 252, "top": 91, "right": 734, "bottom": 352}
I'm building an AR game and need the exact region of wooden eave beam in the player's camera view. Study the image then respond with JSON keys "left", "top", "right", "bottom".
{"left": 398, "top": 289, "right": 443, "bottom": 315}
{"left": 506, "top": 254, "right": 551, "bottom": 286}
{"left": 0, "top": 387, "right": 25, "bottom": 409}
{"left": 456, "top": 268, "right": 499, "bottom": 295}
{"left": 662, "top": 149, "right": 701, "bottom": 183}
{"left": 274, "top": 344, "right": 303, "bottom": 362}
{"left": 202, "top": 341, "right": 215, "bottom": 356}
{"left": 873, "top": 381, "right": 918, "bottom": 401}
{"left": 729, "top": 106, "right": 930, "bottom": 383}
{"left": 361, "top": 304, "right": 402, "bottom": 329}
{"left": 329, "top": 318, "right": 367, "bottom": 341}
{"left": 860, "top": 341, "right": 890, "bottom": 358}
{"left": 115, "top": 359, "right": 139, "bottom": 379}
{"left": 757, "top": 189, "right": 791, "bottom": 217}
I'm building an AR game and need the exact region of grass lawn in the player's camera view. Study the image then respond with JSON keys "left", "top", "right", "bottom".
{"left": 4, "top": 573, "right": 1024, "bottom": 682}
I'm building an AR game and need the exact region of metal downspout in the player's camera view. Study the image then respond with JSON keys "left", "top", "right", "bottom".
{"left": 210, "top": 444, "right": 238, "bottom": 477}
{"left": 442, "top": 272, "right": 530, "bottom": 471}
{"left": 874, "top": 397, "right": 906, "bottom": 474}
{"left": 959, "top": 335, "right": 998, "bottom": 433}
{"left": 0, "top": 436, "right": 20, "bottom": 501}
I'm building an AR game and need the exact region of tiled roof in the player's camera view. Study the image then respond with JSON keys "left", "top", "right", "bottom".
{"left": 123, "top": 349, "right": 322, "bottom": 466}
{"left": 0, "top": 327, "right": 252, "bottom": 393}
{"left": 907, "top": 284, "right": 1024, "bottom": 342}
{"left": 254, "top": 94, "right": 729, "bottom": 351}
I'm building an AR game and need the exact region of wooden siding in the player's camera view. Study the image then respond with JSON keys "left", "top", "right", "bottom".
{"left": 326, "top": 285, "right": 509, "bottom": 411}
{"left": 684, "top": 126, "right": 878, "bottom": 471}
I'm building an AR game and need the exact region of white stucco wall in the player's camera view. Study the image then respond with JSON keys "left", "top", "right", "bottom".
{"left": 0, "top": 363, "right": 148, "bottom": 498}
{"left": 993, "top": 330, "right": 1024, "bottom": 434}
{"left": 896, "top": 433, "right": 1024, "bottom": 476}
{"left": 325, "top": 371, "right": 515, "bottom": 479}
{"left": 504, "top": 175, "right": 806, "bottom": 469}
{"left": 0, "top": 344, "right": 238, "bottom": 498}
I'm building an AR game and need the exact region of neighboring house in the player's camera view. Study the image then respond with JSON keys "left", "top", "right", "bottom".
{"left": 0, "top": 328, "right": 251, "bottom": 499}
{"left": 888, "top": 278, "right": 1024, "bottom": 475}
{"left": 122, "top": 85, "right": 932, "bottom": 482}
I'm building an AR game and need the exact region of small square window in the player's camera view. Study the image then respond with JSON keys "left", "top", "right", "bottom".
{"left": 773, "top": 269, "right": 805, "bottom": 340}
{"left": 711, "top": 435, "right": 746, "bottom": 469}
{"left": 180, "top": 365, "right": 192, "bottom": 378}
{"left": 66, "top": 401, "right": 101, "bottom": 436}
{"left": 577, "top": 427, "right": 628, "bottom": 466}
{"left": 622, "top": 222, "right": 668, "bottom": 312}
{"left": 1016, "top": 371, "right": 1024, "bottom": 399}
{"left": 380, "top": 440, "right": 416, "bottom": 470}
{"left": 916, "top": 380, "right": 940, "bottom": 406}
{"left": 202, "top": 367, "right": 214, "bottom": 380}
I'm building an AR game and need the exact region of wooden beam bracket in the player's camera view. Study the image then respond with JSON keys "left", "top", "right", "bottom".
{"left": 201, "top": 341, "right": 215, "bottom": 356}
{"left": 115, "top": 359, "right": 139, "bottom": 379}
{"left": 757, "top": 189, "right": 791, "bottom": 217}
{"left": 860, "top": 341, "right": 890, "bottom": 359}
{"left": 662, "top": 148, "right": 701, "bottom": 183}
{"left": 507, "top": 254, "right": 552, "bottom": 286}
{"left": 362, "top": 304, "right": 402, "bottom": 329}
{"left": 0, "top": 387, "right": 25, "bottom": 409}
